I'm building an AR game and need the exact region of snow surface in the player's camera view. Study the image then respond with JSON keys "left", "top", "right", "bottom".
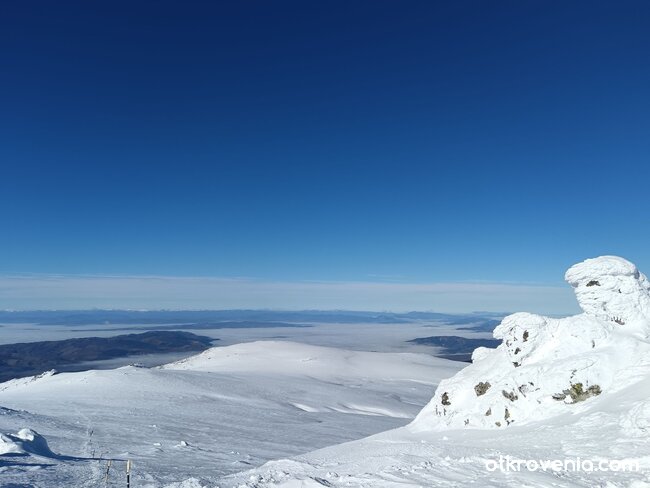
{"left": 0, "top": 428, "right": 54, "bottom": 456}
{"left": 162, "top": 340, "right": 447, "bottom": 382}
{"left": 0, "top": 340, "right": 459, "bottom": 487}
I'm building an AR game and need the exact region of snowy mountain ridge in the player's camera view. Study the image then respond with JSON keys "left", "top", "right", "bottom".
{"left": 412, "top": 255, "right": 650, "bottom": 430}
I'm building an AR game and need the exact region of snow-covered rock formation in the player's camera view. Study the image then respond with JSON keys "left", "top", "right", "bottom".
{"left": 412, "top": 255, "right": 650, "bottom": 430}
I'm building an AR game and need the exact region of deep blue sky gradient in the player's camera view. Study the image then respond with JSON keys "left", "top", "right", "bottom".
{"left": 2, "top": 1, "right": 649, "bottom": 286}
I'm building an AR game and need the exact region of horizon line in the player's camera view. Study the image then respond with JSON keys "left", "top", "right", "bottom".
{"left": 0, "top": 274, "right": 580, "bottom": 316}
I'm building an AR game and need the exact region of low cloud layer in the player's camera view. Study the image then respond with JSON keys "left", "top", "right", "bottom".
{"left": 0, "top": 275, "right": 579, "bottom": 315}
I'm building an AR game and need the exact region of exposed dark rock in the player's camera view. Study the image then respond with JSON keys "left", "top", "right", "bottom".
{"left": 553, "top": 383, "right": 602, "bottom": 403}
{"left": 474, "top": 381, "right": 491, "bottom": 396}
{"left": 502, "top": 390, "right": 518, "bottom": 402}
{"left": 441, "top": 392, "right": 451, "bottom": 406}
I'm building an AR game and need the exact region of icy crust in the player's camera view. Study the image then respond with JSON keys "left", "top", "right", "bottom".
{"left": 412, "top": 256, "right": 650, "bottom": 430}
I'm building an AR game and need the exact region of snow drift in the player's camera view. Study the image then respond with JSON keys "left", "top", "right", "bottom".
{"left": 0, "top": 428, "right": 55, "bottom": 457}
{"left": 412, "top": 255, "right": 650, "bottom": 430}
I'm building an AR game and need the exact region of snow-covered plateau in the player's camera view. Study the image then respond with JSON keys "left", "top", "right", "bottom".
{"left": 3, "top": 256, "right": 650, "bottom": 487}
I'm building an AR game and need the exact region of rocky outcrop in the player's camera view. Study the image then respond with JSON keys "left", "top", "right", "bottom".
{"left": 565, "top": 256, "right": 650, "bottom": 329}
{"left": 411, "top": 256, "right": 650, "bottom": 430}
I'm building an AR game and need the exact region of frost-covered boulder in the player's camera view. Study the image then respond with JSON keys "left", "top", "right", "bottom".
{"left": 411, "top": 256, "right": 650, "bottom": 430}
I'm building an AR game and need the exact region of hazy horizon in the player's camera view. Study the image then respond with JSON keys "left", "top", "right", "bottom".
{"left": 0, "top": 273, "right": 580, "bottom": 315}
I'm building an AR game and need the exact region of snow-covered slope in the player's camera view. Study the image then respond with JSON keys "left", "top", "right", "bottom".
{"left": 223, "top": 373, "right": 650, "bottom": 487}
{"left": 223, "top": 256, "right": 650, "bottom": 487}
{"left": 163, "top": 340, "right": 446, "bottom": 382}
{"left": 0, "top": 341, "right": 459, "bottom": 487}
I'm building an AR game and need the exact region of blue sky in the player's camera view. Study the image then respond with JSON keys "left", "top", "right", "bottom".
{"left": 1, "top": 1, "right": 649, "bottom": 311}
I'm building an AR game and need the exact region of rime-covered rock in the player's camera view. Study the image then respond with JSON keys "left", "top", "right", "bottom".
{"left": 565, "top": 255, "right": 650, "bottom": 330}
{"left": 411, "top": 256, "right": 650, "bottom": 430}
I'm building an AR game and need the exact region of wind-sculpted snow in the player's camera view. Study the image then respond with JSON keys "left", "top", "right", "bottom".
{"left": 412, "top": 255, "right": 650, "bottom": 430}
{"left": 566, "top": 255, "right": 650, "bottom": 328}
{"left": 0, "top": 428, "right": 55, "bottom": 457}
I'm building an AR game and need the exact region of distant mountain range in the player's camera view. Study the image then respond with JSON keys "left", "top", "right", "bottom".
{"left": 0, "top": 309, "right": 506, "bottom": 326}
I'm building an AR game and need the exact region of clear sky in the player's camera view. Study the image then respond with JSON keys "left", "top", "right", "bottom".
{"left": 1, "top": 1, "right": 649, "bottom": 311}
